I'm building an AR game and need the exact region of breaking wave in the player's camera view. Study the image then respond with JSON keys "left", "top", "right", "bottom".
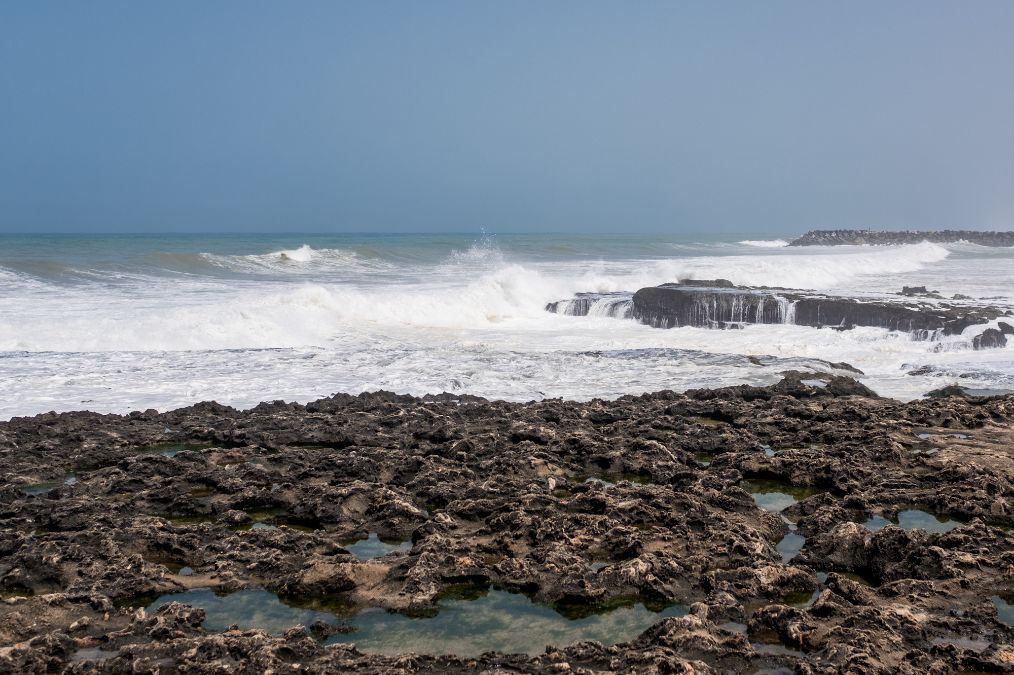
{"left": 739, "top": 239, "right": 790, "bottom": 248}
{"left": 206, "top": 245, "right": 367, "bottom": 273}
{"left": 0, "top": 242, "right": 956, "bottom": 353}
{"left": 563, "top": 242, "right": 951, "bottom": 293}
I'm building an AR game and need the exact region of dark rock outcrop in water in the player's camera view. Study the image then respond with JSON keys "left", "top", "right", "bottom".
{"left": 548, "top": 281, "right": 1012, "bottom": 348}
{"left": 1, "top": 380, "right": 1013, "bottom": 673}
{"left": 973, "top": 327, "right": 1009, "bottom": 350}
{"left": 790, "top": 229, "right": 1014, "bottom": 247}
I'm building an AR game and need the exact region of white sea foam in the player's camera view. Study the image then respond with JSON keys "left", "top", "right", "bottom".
{"left": 739, "top": 239, "right": 790, "bottom": 248}
{"left": 0, "top": 235, "right": 1011, "bottom": 418}
{"left": 199, "top": 245, "right": 371, "bottom": 275}
{"left": 557, "top": 242, "right": 952, "bottom": 294}
{"left": 274, "top": 244, "right": 316, "bottom": 262}
{"left": 0, "top": 242, "right": 970, "bottom": 353}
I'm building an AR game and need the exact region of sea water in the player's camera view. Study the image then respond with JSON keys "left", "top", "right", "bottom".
{"left": 1, "top": 233, "right": 1012, "bottom": 418}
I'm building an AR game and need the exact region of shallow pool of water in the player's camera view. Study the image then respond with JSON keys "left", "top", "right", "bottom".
{"left": 21, "top": 481, "right": 61, "bottom": 496}
{"left": 993, "top": 594, "right": 1013, "bottom": 627}
{"left": 145, "top": 586, "right": 686, "bottom": 657}
{"left": 327, "top": 589, "right": 686, "bottom": 656}
{"left": 744, "top": 479, "right": 824, "bottom": 512}
{"left": 135, "top": 442, "right": 212, "bottom": 458}
{"left": 863, "top": 510, "right": 962, "bottom": 534}
{"left": 930, "top": 635, "right": 991, "bottom": 653}
{"left": 70, "top": 647, "right": 118, "bottom": 662}
{"left": 776, "top": 532, "right": 806, "bottom": 562}
{"left": 148, "top": 588, "right": 340, "bottom": 633}
{"left": 342, "top": 533, "right": 412, "bottom": 560}
{"left": 167, "top": 513, "right": 216, "bottom": 526}
{"left": 584, "top": 476, "right": 615, "bottom": 486}
{"left": 691, "top": 416, "right": 727, "bottom": 427}
{"left": 916, "top": 432, "right": 968, "bottom": 440}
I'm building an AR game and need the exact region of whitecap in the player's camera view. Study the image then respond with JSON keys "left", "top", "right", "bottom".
{"left": 738, "top": 239, "right": 790, "bottom": 248}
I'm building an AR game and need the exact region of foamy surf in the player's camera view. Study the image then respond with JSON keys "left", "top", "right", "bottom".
{"left": 0, "top": 233, "right": 1011, "bottom": 418}
{"left": 275, "top": 244, "right": 316, "bottom": 262}
{"left": 739, "top": 239, "right": 790, "bottom": 248}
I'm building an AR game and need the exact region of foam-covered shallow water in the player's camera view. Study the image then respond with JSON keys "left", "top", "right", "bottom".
{"left": 1, "top": 233, "right": 1012, "bottom": 418}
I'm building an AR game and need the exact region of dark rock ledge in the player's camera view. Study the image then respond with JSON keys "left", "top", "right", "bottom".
{"left": 1, "top": 377, "right": 1013, "bottom": 673}
{"left": 789, "top": 229, "right": 1014, "bottom": 247}
{"left": 548, "top": 280, "right": 1012, "bottom": 349}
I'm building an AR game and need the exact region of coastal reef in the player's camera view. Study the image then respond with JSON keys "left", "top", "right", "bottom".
{"left": 0, "top": 375, "right": 1012, "bottom": 673}
{"left": 790, "top": 229, "right": 1014, "bottom": 247}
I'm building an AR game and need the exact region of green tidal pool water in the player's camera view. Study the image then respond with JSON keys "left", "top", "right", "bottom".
{"left": 21, "top": 472, "right": 77, "bottom": 495}
{"left": 744, "top": 479, "right": 824, "bottom": 512}
{"left": 145, "top": 587, "right": 686, "bottom": 657}
{"left": 147, "top": 588, "right": 337, "bottom": 633}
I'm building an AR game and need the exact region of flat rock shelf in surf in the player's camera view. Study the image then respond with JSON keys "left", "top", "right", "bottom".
{"left": 547, "top": 280, "right": 1012, "bottom": 349}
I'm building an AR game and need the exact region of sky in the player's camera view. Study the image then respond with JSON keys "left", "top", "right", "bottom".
{"left": 1, "top": 1, "right": 1013, "bottom": 234}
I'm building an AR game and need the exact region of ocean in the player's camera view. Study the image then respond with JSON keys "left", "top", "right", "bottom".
{"left": 1, "top": 232, "right": 1012, "bottom": 419}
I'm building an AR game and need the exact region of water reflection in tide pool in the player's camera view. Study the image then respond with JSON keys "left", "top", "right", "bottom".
{"left": 145, "top": 587, "right": 686, "bottom": 657}
{"left": 863, "top": 510, "right": 963, "bottom": 534}
{"left": 147, "top": 588, "right": 338, "bottom": 634}
{"left": 342, "top": 533, "right": 412, "bottom": 560}
{"left": 327, "top": 589, "right": 686, "bottom": 656}
{"left": 993, "top": 594, "right": 1013, "bottom": 627}
{"left": 776, "top": 532, "right": 806, "bottom": 562}
{"left": 744, "top": 479, "right": 824, "bottom": 512}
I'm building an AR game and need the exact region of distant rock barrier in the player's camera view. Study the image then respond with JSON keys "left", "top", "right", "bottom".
{"left": 789, "top": 229, "right": 1014, "bottom": 247}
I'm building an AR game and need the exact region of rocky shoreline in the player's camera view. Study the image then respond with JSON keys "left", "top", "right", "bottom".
{"left": 1, "top": 375, "right": 1012, "bottom": 673}
{"left": 790, "top": 229, "right": 1014, "bottom": 247}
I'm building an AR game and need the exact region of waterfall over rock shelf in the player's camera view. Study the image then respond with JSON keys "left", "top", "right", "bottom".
{"left": 545, "top": 293, "right": 633, "bottom": 319}
{"left": 545, "top": 280, "right": 1011, "bottom": 349}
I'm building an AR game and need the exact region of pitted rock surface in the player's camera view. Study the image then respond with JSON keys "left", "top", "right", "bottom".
{"left": 1, "top": 374, "right": 1012, "bottom": 673}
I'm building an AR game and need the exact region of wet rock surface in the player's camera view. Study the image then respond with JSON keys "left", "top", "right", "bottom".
{"left": 631, "top": 283, "right": 1009, "bottom": 338}
{"left": 549, "top": 280, "right": 1011, "bottom": 347}
{"left": 1, "top": 375, "right": 1012, "bottom": 673}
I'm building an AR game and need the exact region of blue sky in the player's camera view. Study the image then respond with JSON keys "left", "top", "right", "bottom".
{"left": 1, "top": 1, "right": 1013, "bottom": 234}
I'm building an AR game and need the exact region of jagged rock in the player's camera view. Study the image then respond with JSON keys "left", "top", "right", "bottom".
{"left": 1, "top": 380, "right": 1012, "bottom": 672}
{"left": 972, "top": 328, "right": 1007, "bottom": 350}
{"left": 925, "top": 385, "right": 975, "bottom": 398}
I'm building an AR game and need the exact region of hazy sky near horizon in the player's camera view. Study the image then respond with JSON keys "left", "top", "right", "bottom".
{"left": 2, "top": 1, "right": 1014, "bottom": 234}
